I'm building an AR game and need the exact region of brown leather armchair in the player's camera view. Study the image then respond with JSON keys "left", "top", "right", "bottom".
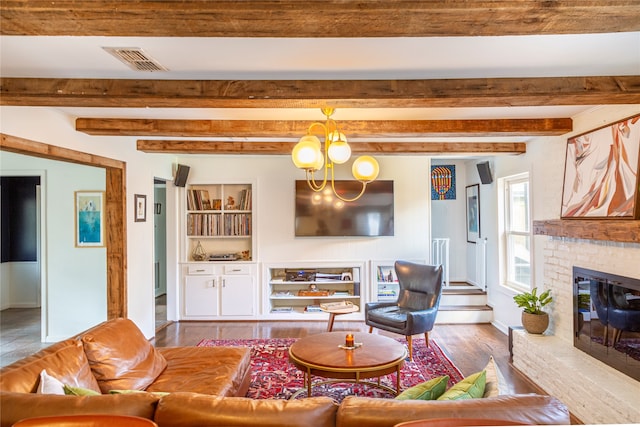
{"left": 365, "top": 261, "right": 443, "bottom": 360}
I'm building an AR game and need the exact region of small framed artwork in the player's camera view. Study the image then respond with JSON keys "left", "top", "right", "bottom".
{"left": 466, "top": 184, "right": 480, "bottom": 243}
{"left": 431, "top": 165, "right": 456, "bottom": 200}
{"left": 75, "top": 191, "right": 105, "bottom": 247}
{"left": 134, "top": 194, "right": 147, "bottom": 222}
{"left": 561, "top": 114, "right": 640, "bottom": 219}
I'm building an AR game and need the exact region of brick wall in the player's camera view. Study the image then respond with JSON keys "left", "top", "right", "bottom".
{"left": 512, "top": 236, "right": 640, "bottom": 423}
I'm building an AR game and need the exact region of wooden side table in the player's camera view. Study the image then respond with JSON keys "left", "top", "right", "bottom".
{"left": 321, "top": 304, "right": 360, "bottom": 331}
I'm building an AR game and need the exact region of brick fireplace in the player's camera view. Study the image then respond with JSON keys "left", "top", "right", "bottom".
{"left": 573, "top": 266, "right": 640, "bottom": 381}
{"left": 511, "top": 232, "right": 640, "bottom": 424}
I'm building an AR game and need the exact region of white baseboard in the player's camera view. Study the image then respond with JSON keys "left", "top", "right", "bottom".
{"left": 491, "top": 319, "right": 509, "bottom": 334}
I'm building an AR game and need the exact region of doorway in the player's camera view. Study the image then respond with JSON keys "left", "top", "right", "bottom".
{"left": 154, "top": 179, "right": 169, "bottom": 330}
{"left": 1, "top": 133, "right": 127, "bottom": 323}
{"left": 0, "top": 175, "right": 45, "bottom": 366}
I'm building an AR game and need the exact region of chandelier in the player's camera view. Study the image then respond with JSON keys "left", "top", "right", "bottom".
{"left": 291, "top": 108, "right": 379, "bottom": 202}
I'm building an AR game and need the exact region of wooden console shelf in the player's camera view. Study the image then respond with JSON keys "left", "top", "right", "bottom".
{"left": 533, "top": 219, "right": 640, "bottom": 243}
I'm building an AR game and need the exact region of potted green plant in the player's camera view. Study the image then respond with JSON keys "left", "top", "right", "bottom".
{"left": 513, "top": 287, "right": 553, "bottom": 334}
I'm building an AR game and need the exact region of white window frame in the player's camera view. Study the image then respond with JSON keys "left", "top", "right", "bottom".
{"left": 498, "top": 172, "right": 532, "bottom": 292}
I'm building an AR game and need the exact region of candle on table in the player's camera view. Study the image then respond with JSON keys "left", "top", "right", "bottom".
{"left": 345, "top": 333, "right": 354, "bottom": 347}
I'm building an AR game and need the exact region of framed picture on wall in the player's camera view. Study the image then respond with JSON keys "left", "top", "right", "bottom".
{"left": 466, "top": 184, "right": 480, "bottom": 243}
{"left": 75, "top": 191, "right": 105, "bottom": 247}
{"left": 134, "top": 194, "right": 147, "bottom": 222}
{"left": 431, "top": 165, "right": 456, "bottom": 200}
{"left": 561, "top": 114, "right": 640, "bottom": 219}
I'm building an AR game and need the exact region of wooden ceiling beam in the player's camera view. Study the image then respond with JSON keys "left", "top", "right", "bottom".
{"left": 77, "top": 118, "right": 571, "bottom": 137}
{"left": 2, "top": 1, "right": 639, "bottom": 37}
{"left": 3, "top": 77, "right": 639, "bottom": 108}
{"left": 136, "top": 140, "right": 527, "bottom": 155}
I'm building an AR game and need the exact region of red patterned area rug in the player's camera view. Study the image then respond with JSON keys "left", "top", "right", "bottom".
{"left": 196, "top": 337, "right": 463, "bottom": 401}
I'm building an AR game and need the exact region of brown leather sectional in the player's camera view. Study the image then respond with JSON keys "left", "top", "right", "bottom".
{"left": 0, "top": 318, "right": 571, "bottom": 427}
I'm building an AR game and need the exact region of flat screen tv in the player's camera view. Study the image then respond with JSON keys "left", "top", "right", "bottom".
{"left": 295, "top": 180, "right": 394, "bottom": 237}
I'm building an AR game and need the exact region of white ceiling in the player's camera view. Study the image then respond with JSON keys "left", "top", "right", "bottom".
{"left": 1, "top": 32, "right": 639, "bottom": 134}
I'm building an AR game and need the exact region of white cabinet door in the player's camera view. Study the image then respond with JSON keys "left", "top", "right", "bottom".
{"left": 220, "top": 275, "right": 254, "bottom": 316}
{"left": 184, "top": 275, "right": 219, "bottom": 316}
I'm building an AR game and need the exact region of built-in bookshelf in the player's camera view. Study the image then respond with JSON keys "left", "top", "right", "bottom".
{"left": 373, "top": 261, "right": 399, "bottom": 302}
{"left": 184, "top": 183, "right": 254, "bottom": 262}
{"left": 264, "top": 263, "right": 364, "bottom": 319}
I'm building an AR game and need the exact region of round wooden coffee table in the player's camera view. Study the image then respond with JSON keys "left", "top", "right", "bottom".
{"left": 288, "top": 331, "right": 407, "bottom": 398}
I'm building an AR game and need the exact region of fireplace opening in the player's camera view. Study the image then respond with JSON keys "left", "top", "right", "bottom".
{"left": 573, "top": 267, "right": 640, "bottom": 381}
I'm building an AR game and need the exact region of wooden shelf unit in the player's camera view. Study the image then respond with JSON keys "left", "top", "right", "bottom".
{"left": 265, "top": 263, "right": 364, "bottom": 319}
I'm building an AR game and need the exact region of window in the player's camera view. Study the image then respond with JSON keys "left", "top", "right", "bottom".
{"left": 502, "top": 173, "right": 531, "bottom": 290}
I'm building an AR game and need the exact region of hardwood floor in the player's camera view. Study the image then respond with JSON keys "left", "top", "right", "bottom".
{"left": 153, "top": 320, "right": 540, "bottom": 395}
{"left": 1, "top": 295, "right": 170, "bottom": 367}
{"left": 0, "top": 308, "right": 49, "bottom": 367}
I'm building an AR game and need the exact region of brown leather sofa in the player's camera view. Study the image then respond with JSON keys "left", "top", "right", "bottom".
{"left": 0, "top": 318, "right": 571, "bottom": 427}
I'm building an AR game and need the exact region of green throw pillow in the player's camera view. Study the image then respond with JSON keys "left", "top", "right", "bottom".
{"left": 63, "top": 384, "right": 101, "bottom": 396}
{"left": 395, "top": 375, "right": 449, "bottom": 400}
{"left": 437, "top": 370, "right": 486, "bottom": 400}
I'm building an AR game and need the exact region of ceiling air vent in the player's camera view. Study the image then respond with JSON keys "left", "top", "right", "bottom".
{"left": 102, "top": 47, "right": 168, "bottom": 72}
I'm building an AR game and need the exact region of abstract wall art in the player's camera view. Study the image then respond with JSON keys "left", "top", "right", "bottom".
{"left": 561, "top": 114, "right": 640, "bottom": 219}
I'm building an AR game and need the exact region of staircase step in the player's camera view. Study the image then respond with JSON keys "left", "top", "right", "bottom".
{"left": 441, "top": 283, "right": 487, "bottom": 306}
{"left": 442, "top": 282, "right": 485, "bottom": 294}
{"left": 440, "top": 304, "right": 493, "bottom": 311}
{"left": 443, "top": 287, "right": 486, "bottom": 294}
{"left": 441, "top": 293, "right": 487, "bottom": 306}
{"left": 436, "top": 304, "right": 493, "bottom": 324}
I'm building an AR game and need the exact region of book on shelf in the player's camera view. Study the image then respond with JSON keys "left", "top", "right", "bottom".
{"left": 315, "top": 273, "right": 342, "bottom": 282}
{"left": 332, "top": 291, "right": 351, "bottom": 296}
{"left": 304, "top": 305, "right": 323, "bottom": 313}
{"left": 320, "top": 301, "right": 354, "bottom": 311}
{"left": 187, "top": 213, "right": 222, "bottom": 236}
{"left": 271, "top": 306, "right": 293, "bottom": 313}
{"left": 224, "top": 213, "right": 251, "bottom": 236}
{"left": 236, "top": 188, "right": 252, "bottom": 211}
{"left": 187, "top": 189, "right": 212, "bottom": 211}
{"left": 378, "top": 289, "right": 397, "bottom": 298}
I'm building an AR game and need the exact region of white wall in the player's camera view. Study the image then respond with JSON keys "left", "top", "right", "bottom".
{"left": 1, "top": 262, "right": 40, "bottom": 308}
{"left": 178, "top": 155, "right": 434, "bottom": 264}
